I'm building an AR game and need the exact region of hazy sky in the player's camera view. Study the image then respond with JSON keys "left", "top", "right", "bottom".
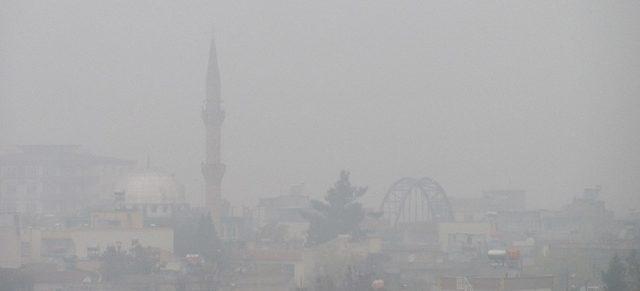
{"left": 1, "top": 1, "right": 639, "bottom": 212}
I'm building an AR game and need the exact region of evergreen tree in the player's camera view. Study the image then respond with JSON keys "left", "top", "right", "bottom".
{"left": 174, "top": 215, "right": 199, "bottom": 257}
{"left": 602, "top": 254, "right": 628, "bottom": 291}
{"left": 130, "top": 244, "right": 158, "bottom": 274}
{"left": 100, "top": 244, "right": 158, "bottom": 281}
{"left": 101, "top": 245, "right": 129, "bottom": 281}
{"left": 194, "top": 214, "right": 222, "bottom": 261}
{"left": 303, "top": 171, "right": 368, "bottom": 245}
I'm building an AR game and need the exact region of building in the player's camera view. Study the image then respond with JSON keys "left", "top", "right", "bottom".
{"left": 0, "top": 145, "right": 133, "bottom": 215}
{"left": 482, "top": 190, "right": 527, "bottom": 212}
{"left": 538, "top": 187, "right": 615, "bottom": 243}
{"left": 437, "top": 276, "right": 554, "bottom": 291}
{"left": 438, "top": 222, "right": 492, "bottom": 262}
{"left": 19, "top": 264, "right": 99, "bottom": 291}
{"left": 232, "top": 248, "right": 305, "bottom": 291}
{"left": 219, "top": 203, "right": 254, "bottom": 242}
{"left": 255, "top": 194, "right": 311, "bottom": 242}
{"left": 491, "top": 210, "right": 542, "bottom": 241}
{"left": 0, "top": 213, "right": 21, "bottom": 268}
{"left": 119, "top": 167, "right": 190, "bottom": 224}
{"left": 20, "top": 210, "right": 173, "bottom": 262}
{"left": 450, "top": 190, "right": 527, "bottom": 223}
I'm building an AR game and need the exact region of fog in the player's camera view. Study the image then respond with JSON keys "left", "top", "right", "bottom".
{"left": 2, "top": 0, "right": 639, "bottom": 211}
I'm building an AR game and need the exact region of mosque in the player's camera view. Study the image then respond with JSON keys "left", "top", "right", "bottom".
{"left": 119, "top": 35, "right": 228, "bottom": 229}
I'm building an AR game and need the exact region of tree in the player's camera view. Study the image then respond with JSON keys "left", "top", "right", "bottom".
{"left": 303, "top": 171, "right": 368, "bottom": 245}
{"left": 257, "top": 222, "right": 289, "bottom": 244}
{"left": 130, "top": 244, "right": 158, "bottom": 274}
{"left": 193, "top": 214, "right": 223, "bottom": 261}
{"left": 343, "top": 254, "right": 389, "bottom": 291}
{"left": 100, "top": 244, "right": 159, "bottom": 281}
{"left": 101, "top": 245, "right": 129, "bottom": 281}
{"left": 602, "top": 254, "right": 628, "bottom": 291}
{"left": 176, "top": 214, "right": 224, "bottom": 260}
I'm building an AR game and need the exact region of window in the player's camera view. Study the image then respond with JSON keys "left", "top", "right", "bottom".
{"left": 107, "top": 220, "right": 121, "bottom": 227}
{"left": 26, "top": 183, "right": 37, "bottom": 194}
{"left": 21, "top": 242, "right": 31, "bottom": 257}
{"left": 87, "top": 246, "right": 100, "bottom": 258}
{"left": 25, "top": 166, "right": 39, "bottom": 177}
{"left": 464, "top": 214, "right": 474, "bottom": 222}
{"left": 4, "top": 166, "right": 21, "bottom": 178}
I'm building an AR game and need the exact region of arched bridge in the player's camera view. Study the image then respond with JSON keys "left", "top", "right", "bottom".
{"left": 379, "top": 177, "right": 454, "bottom": 227}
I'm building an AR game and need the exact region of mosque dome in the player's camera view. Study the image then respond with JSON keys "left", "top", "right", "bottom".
{"left": 123, "top": 168, "right": 186, "bottom": 204}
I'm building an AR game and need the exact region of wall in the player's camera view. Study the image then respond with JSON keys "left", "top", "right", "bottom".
{"left": 40, "top": 227, "right": 173, "bottom": 259}
{"left": 437, "top": 222, "right": 491, "bottom": 252}
{"left": 0, "top": 213, "right": 20, "bottom": 268}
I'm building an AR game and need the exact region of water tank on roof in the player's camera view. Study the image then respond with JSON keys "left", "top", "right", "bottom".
{"left": 488, "top": 249, "right": 507, "bottom": 260}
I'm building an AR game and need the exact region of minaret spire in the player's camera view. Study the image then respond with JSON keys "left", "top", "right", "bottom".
{"left": 206, "top": 33, "right": 221, "bottom": 103}
{"left": 202, "top": 32, "right": 225, "bottom": 225}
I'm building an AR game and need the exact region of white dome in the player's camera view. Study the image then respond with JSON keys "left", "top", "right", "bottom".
{"left": 124, "top": 169, "right": 186, "bottom": 204}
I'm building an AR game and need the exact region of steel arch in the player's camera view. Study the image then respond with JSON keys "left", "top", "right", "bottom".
{"left": 379, "top": 177, "right": 454, "bottom": 227}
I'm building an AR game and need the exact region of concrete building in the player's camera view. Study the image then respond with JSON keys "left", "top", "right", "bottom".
{"left": 482, "top": 190, "right": 527, "bottom": 212}
{"left": 0, "top": 213, "right": 21, "bottom": 268}
{"left": 0, "top": 145, "right": 133, "bottom": 215}
{"left": 438, "top": 222, "right": 492, "bottom": 251}
{"left": 437, "top": 276, "right": 554, "bottom": 291}
{"left": 233, "top": 248, "right": 305, "bottom": 291}
{"left": 219, "top": 204, "right": 254, "bottom": 242}
{"left": 538, "top": 187, "right": 615, "bottom": 243}
{"left": 438, "top": 222, "right": 492, "bottom": 263}
{"left": 20, "top": 210, "right": 173, "bottom": 262}
{"left": 449, "top": 190, "right": 527, "bottom": 223}
{"left": 255, "top": 194, "right": 311, "bottom": 242}
{"left": 492, "top": 210, "right": 542, "bottom": 241}
{"left": 19, "top": 265, "right": 99, "bottom": 291}
{"left": 303, "top": 235, "right": 383, "bottom": 290}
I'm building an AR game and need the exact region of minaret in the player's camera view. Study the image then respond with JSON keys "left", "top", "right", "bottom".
{"left": 201, "top": 35, "right": 225, "bottom": 225}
